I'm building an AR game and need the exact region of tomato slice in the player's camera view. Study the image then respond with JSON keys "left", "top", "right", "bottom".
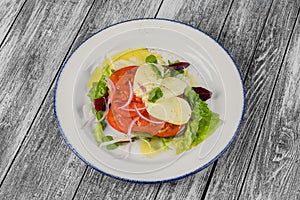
{"left": 109, "top": 66, "right": 138, "bottom": 85}
{"left": 110, "top": 66, "right": 143, "bottom": 117}
{"left": 107, "top": 65, "right": 183, "bottom": 137}
{"left": 114, "top": 96, "right": 146, "bottom": 118}
{"left": 154, "top": 123, "right": 182, "bottom": 137}
{"left": 106, "top": 109, "right": 123, "bottom": 133}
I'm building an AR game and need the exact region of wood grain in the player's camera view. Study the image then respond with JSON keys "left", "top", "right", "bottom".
{"left": 239, "top": 11, "right": 300, "bottom": 200}
{"left": 0, "top": 0, "right": 164, "bottom": 199}
{"left": 205, "top": 1, "right": 300, "bottom": 199}
{"left": 0, "top": 0, "right": 94, "bottom": 184}
{"left": 155, "top": 172, "right": 212, "bottom": 200}
{"left": 0, "top": 0, "right": 26, "bottom": 44}
{"left": 155, "top": 0, "right": 233, "bottom": 199}
{"left": 70, "top": 1, "right": 166, "bottom": 199}
{"left": 0, "top": 88, "right": 87, "bottom": 199}
{"left": 157, "top": 0, "right": 233, "bottom": 40}
{"left": 218, "top": 0, "right": 273, "bottom": 78}
{"left": 74, "top": 170, "right": 160, "bottom": 200}
{"left": 0, "top": 0, "right": 298, "bottom": 199}
{"left": 72, "top": 0, "right": 163, "bottom": 49}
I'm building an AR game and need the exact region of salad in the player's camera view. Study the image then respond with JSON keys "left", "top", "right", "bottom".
{"left": 85, "top": 48, "right": 221, "bottom": 157}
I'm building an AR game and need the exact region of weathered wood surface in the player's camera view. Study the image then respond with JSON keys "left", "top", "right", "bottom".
{"left": 0, "top": 0, "right": 299, "bottom": 199}
{"left": 239, "top": 10, "right": 300, "bottom": 200}
{"left": 0, "top": 0, "right": 94, "bottom": 185}
{"left": 0, "top": 0, "right": 164, "bottom": 199}
{"left": 205, "top": 1, "right": 300, "bottom": 199}
{"left": 0, "top": 89, "right": 87, "bottom": 199}
{"left": 0, "top": 0, "right": 26, "bottom": 44}
{"left": 71, "top": 1, "right": 165, "bottom": 199}
{"left": 155, "top": 0, "right": 233, "bottom": 199}
{"left": 157, "top": 0, "right": 234, "bottom": 39}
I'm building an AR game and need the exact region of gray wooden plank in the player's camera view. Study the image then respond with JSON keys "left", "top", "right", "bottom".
{"left": 0, "top": 88, "right": 87, "bottom": 199}
{"left": 155, "top": 172, "right": 212, "bottom": 200}
{"left": 157, "top": 0, "right": 233, "bottom": 40}
{"left": 74, "top": 169, "right": 160, "bottom": 200}
{"left": 218, "top": 0, "right": 273, "bottom": 78}
{"left": 239, "top": 10, "right": 300, "bottom": 200}
{"left": 204, "top": 1, "right": 300, "bottom": 199}
{"left": 0, "top": 0, "right": 94, "bottom": 184}
{"left": 0, "top": 0, "right": 164, "bottom": 199}
{"left": 0, "top": 0, "right": 26, "bottom": 43}
{"left": 70, "top": 1, "right": 165, "bottom": 199}
{"left": 155, "top": 0, "right": 233, "bottom": 199}
{"left": 156, "top": 0, "right": 277, "bottom": 199}
{"left": 71, "top": 0, "right": 163, "bottom": 49}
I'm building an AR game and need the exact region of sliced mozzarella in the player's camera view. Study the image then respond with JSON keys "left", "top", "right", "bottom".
{"left": 146, "top": 97, "right": 191, "bottom": 125}
{"left": 159, "top": 77, "right": 187, "bottom": 101}
{"left": 133, "top": 64, "right": 162, "bottom": 98}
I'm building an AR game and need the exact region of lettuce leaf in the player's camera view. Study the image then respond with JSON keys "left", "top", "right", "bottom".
{"left": 88, "top": 65, "right": 113, "bottom": 101}
{"left": 93, "top": 122, "right": 105, "bottom": 143}
{"left": 172, "top": 87, "right": 221, "bottom": 154}
{"left": 145, "top": 55, "right": 158, "bottom": 64}
{"left": 89, "top": 65, "right": 113, "bottom": 143}
{"left": 148, "top": 87, "right": 163, "bottom": 103}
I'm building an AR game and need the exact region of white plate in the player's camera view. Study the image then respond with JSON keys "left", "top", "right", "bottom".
{"left": 54, "top": 19, "right": 245, "bottom": 183}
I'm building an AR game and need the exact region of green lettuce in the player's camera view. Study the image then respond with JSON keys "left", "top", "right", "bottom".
{"left": 93, "top": 122, "right": 105, "bottom": 143}
{"left": 88, "top": 65, "right": 113, "bottom": 143}
{"left": 145, "top": 55, "right": 158, "bottom": 64}
{"left": 171, "top": 87, "right": 221, "bottom": 154}
{"left": 88, "top": 65, "right": 113, "bottom": 101}
{"left": 148, "top": 87, "right": 163, "bottom": 103}
{"left": 149, "top": 64, "right": 162, "bottom": 78}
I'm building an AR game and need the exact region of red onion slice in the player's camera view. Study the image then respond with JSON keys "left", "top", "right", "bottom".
{"left": 119, "top": 106, "right": 146, "bottom": 112}
{"left": 127, "top": 117, "right": 139, "bottom": 140}
{"left": 119, "top": 117, "right": 139, "bottom": 159}
{"left": 81, "top": 115, "right": 96, "bottom": 129}
{"left": 106, "top": 77, "right": 116, "bottom": 101}
{"left": 176, "top": 124, "right": 187, "bottom": 136}
{"left": 97, "top": 106, "right": 109, "bottom": 122}
{"left": 134, "top": 104, "right": 164, "bottom": 124}
{"left": 118, "top": 81, "right": 133, "bottom": 109}
{"left": 137, "top": 82, "right": 146, "bottom": 93}
{"left": 99, "top": 136, "right": 131, "bottom": 148}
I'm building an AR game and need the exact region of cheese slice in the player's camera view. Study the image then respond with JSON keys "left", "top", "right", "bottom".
{"left": 133, "top": 64, "right": 163, "bottom": 98}
{"left": 159, "top": 77, "right": 187, "bottom": 101}
{"left": 146, "top": 97, "right": 191, "bottom": 125}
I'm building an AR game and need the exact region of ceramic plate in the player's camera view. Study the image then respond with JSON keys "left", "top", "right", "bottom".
{"left": 54, "top": 19, "right": 245, "bottom": 183}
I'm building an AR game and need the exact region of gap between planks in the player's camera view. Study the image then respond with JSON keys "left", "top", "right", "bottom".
{"left": 243, "top": 0, "right": 274, "bottom": 82}
{"left": 0, "top": 0, "right": 27, "bottom": 49}
{"left": 0, "top": 0, "right": 96, "bottom": 189}
{"left": 236, "top": 5, "right": 300, "bottom": 200}
{"left": 71, "top": 167, "right": 90, "bottom": 200}
{"left": 69, "top": 1, "right": 166, "bottom": 199}
{"left": 198, "top": 0, "right": 236, "bottom": 198}
{"left": 0, "top": 0, "right": 166, "bottom": 197}
{"left": 0, "top": 0, "right": 275, "bottom": 197}
{"left": 154, "top": 0, "right": 165, "bottom": 18}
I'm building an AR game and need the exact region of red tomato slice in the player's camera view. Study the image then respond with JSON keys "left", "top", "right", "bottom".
{"left": 106, "top": 109, "right": 124, "bottom": 133}
{"left": 154, "top": 123, "right": 182, "bottom": 137}
{"left": 107, "top": 65, "right": 182, "bottom": 137}
{"left": 109, "top": 66, "right": 138, "bottom": 85}
{"left": 114, "top": 96, "right": 146, "bottom": 118}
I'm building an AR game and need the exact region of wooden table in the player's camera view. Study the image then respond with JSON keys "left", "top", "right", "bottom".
{"left": 0, "top": 0, "right": 299, "bottom": 199}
